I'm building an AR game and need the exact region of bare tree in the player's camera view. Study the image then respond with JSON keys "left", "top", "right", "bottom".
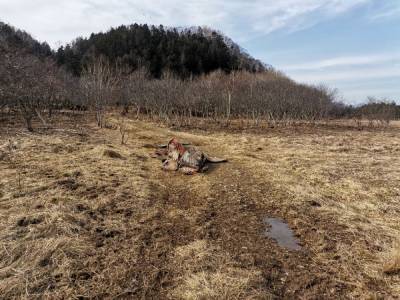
{"left": 114, "top": 68, "right": 344, "bottom": 127}
{"left": 118, "top": 118, "right": 129, "bottom": 145}
{"left": 359, "top": 97, "right": 397, "bottom": 126}
{"left": 81, "top": 56, "right": 120, "bottom": 128}
{"left": 1, "top": 43, "right": 351, "bottom": 132}
{"left": 0, "top": 46, "right": 58, "bottom": 131}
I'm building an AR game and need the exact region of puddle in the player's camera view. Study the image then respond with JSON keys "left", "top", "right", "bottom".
{"left": 264, "top": 217, "right": 301, "bottom": 251}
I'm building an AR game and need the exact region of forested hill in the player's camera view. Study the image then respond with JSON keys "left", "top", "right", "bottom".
{"left": 1, "top": 21, "right": 267, "bottom": 78}
{"left": 55, "top": 24, "right": 267, "bottom": 78}
{"left": 0, "top": 21, "right": 52, "bottom": 57}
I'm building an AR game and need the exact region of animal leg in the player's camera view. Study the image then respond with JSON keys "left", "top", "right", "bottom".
{"left": 200, "top": 164, "right": 209, "bottom": 172}
{"left": 179, "top": 167, "right": 198, "bottom": 175}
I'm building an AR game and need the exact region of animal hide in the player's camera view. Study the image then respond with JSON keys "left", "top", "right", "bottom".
{"left": 152, "top": 138, "right": 227, "bottom": 174}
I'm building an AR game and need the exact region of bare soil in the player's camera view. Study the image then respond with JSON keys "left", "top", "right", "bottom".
{"left": 0, "top": 114, "right": 399, "bottom": 299}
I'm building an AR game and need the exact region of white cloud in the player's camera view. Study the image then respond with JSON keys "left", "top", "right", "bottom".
{"left": 369, "top": 1, "right": 400, "bottom": 20}
{"left": 289, "top": 66, "right": 400, "bottom": 82}
{"left": 282, "top": 53, "right": 400, "bottom": 70}
{"left": 338, "top": 86, "right": 400, "bottom": 104}
{"left": 280, "top": 52, "right": 400, "bottom": 102}
{"left": 282, "top": 52, "right": 400, "bottom": 84}
{"left": 0, "top": 0, "right": 370, "bottom": 48}
{"left": 371, "top": 8, "right": 400, "bottom": 20}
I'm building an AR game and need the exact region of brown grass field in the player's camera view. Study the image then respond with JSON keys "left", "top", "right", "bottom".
{"left": 0, "top": 114, "right": 399, "bottom": 299}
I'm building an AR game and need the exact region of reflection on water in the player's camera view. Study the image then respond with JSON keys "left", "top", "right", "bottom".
{"left": 264, "top": 217, "right": 301, "bottom": 251}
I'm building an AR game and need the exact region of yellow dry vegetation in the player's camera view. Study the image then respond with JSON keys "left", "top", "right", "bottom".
{"left": 0, "top": 115, "right": 399, "bottom": 298}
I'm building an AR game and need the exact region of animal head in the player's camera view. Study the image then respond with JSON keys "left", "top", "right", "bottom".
{"left": 167, "top": 138, "right": 186, "bottom": 159}
{"left": 162, "top": 159, "right": 179, "bottom": 171}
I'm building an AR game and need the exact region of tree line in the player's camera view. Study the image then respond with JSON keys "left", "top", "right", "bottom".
{"left": 1, "top": 21, "right": 398, "bottom": 132}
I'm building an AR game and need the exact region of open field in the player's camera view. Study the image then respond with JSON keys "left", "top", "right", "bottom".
{"left": 0, "top": 114, "right": 399, "bottom": 299}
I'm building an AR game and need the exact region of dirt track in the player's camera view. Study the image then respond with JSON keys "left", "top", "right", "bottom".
{"left": 0, "top": 116, "right": 399, "bottom": 298}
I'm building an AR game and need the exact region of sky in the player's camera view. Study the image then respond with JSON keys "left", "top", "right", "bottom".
{"left": 0, "top": 0, "right": 399, "bottom": 104}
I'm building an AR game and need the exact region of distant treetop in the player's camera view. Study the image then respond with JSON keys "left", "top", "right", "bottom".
{"left": 55, "top": 24, "right": 267, "bottom": 78}
{"left": 0, "top": 21, "right": 52, "bottom": 57}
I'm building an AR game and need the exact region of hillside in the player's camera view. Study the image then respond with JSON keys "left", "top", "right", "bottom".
{"left": 55, "top": 24, "right": 267, "bottom": 77}
{"left": 0, "top": 21, "right": 52, "bottom": 57}
{"left": 1, "top": 21, "right": 266, "bottom": 79}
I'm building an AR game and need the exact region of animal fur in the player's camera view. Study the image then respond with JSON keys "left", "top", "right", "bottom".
{"left": 153, "top": 138, "right": 227, "bottom": 175}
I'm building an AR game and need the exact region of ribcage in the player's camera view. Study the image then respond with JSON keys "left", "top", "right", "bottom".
{"left": 179, "top": 149, "right": 206, "bottom": 169}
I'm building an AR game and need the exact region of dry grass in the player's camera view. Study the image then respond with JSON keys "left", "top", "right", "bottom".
{"left": 170, "top": 240, "right": 268, "bottom": 299}
{"left": 383, "top": 243, "right": 400, "bottom": 275}
{"left": 102, "top": 148, "right": 125, "bottom": 159}
{"left": 0, "top": 114, "right": 399, "bottom": 298}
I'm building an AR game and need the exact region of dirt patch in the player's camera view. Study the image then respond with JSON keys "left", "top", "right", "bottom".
{"left": 56, "top": 178, "right": 81, "bottom": 191}
{"left": 264, "top": 217, "right": 302, "bottom": 251}
{"left": 16, "top": 215, "right": 44, "bottom": 227}
{"left": 102, "top": 149, "right": 125, "bottom": 159}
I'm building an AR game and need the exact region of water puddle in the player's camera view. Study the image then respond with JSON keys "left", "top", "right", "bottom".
{"left": 264, "top": 217, "right": 301, "bottom": 251}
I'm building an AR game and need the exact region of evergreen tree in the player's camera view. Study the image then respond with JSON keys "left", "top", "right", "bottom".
{"left": 56, "top": 24, "right": 263, "bottom": 78}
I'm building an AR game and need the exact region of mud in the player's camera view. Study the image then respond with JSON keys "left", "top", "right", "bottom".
{"left": 264, "top": 217, "right": 302, "bottom": 251}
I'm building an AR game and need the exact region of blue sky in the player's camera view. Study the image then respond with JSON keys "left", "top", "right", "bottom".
{"left": 0, "top": 0, "right": 399, "bottom": 104}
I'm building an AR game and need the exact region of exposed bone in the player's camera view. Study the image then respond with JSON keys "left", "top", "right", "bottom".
{"left": 154, "top": 138, "right": 227, "bottom": 175}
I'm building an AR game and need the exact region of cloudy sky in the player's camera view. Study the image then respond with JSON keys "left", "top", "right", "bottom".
{"left": 1, "top": 0, "right": 399, "bottom": 104}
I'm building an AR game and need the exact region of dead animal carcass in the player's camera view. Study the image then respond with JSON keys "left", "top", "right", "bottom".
{"left": 152, "top": 138, "right": 227, "bottom": 175}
